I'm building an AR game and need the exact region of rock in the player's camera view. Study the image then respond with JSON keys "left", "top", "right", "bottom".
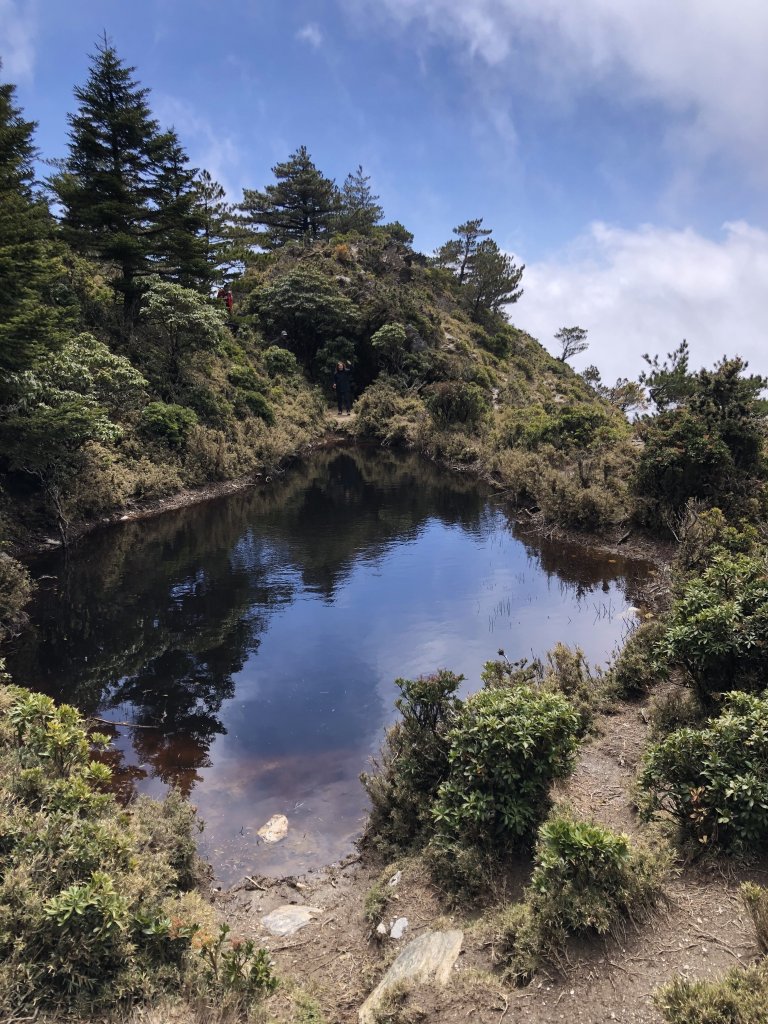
{"left": 358, "top": 929, "right": 463, "bottom": 1023}
{"left": 376, "top": 922, "right": 388, "bottom": 938}
{"left": 387, "top": 870, "right": 402, "bottom": 888}
{"left": 261, "top": 904, "right": 321, "bottom": 937}
{"left": 257, "top": 813, "right": 288, "bottom": 843}
{"left": 390, "top": 917, "right": 408, "bottom": 939}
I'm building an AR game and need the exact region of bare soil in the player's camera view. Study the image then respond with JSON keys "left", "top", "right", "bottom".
{"left": 216, "top": 693, "right": 767, "bottom": 1024}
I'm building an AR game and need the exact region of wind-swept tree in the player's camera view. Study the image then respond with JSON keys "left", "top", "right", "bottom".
{"left": 464, "top": 239, "right": 524, "bottom": 320}
{"left": 336, "top": 165, "right": 383, "bottom": 234}
{"left": 50, "top": 37, "right": 165, "bottom": 330}
{"left": 555, "top": 326, "right": 589, "bottom": 363}
{"left": 240, "top": 145, "right": 337, "bottom": 248}
{"left": 434, "top": 218, "right": 492, "bottom": 284}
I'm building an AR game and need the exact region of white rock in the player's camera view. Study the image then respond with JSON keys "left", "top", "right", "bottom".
{"left": 390, "top": 917, "right": 408, "bottom": 939}
{"left": 387, "top": 871, "right": 402, "bottom": 888}
{"left": 257, "top": 813, "right": 288, "bottom": 843}
{"left": 359, "top": 929, "right": 463, "bottom": 1023}
{"left": 261, "top": 905, "right": 321, "bottom": 936}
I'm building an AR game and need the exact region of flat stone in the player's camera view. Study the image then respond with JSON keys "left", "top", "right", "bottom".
{"left": 261, "top": 904, "right": 321, "bottom": 937}
{"left": 359, "top": 929, "right": 463, "bottom": 1023}
{"left": 257, "top": 813, "right": 288, "bottom": 843}
{"left": 390, "top": 917, "right": 408, "bottom": 939}
{"left": 387, "top": 870, "right": 402, "bottom": 888}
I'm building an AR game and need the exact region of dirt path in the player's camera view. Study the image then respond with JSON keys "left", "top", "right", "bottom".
{"left": 216, "top": 694, "right": 767, "bottom": 1024}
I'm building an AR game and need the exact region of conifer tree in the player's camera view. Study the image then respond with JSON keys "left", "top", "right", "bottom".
{"left": 434, "top": 218, "right": 492, "bottom": 284}
{"left": 336, "top": 165, "right": 383, "bottom": 234}
{"left": 0, "top": 75, "right": 70, "bottom": 389}
{"left": 240, "top": 145, "right": 337, "bottom": 248}
{"left": 464, "top": 239, "right": 524, "bottom": 319}
{"left": 50, "top": 37, "right": 163, "bottom": 329}
{"left": 151, "top": 130, "right": 210, "bottom": 288}
{"left": 194, "top": 169, "right": 239, "bottom": 280}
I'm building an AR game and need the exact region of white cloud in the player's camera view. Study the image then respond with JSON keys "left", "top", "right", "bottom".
{"left": 512, "top": 220, "right": 768, "bottom": 383}
{"left": 0, "top": 0, "right": 36, "bottom": 79}
{"left": 153, "top": 94, "right": 244, "bottom": 201}
{"left": 296, "top": 22, "right": 324, "bottom": 49}
{"left": 346, "top": 0, "right": 768, "bottom": 166}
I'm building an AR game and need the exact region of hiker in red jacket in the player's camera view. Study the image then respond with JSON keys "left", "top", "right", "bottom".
{"left": 217, "top": 283, "right": 233, "bottom": 313}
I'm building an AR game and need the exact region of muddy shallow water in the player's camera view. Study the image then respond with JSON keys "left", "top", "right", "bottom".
{"left": 9, "top": 448, "right": 651, "bottom": 883}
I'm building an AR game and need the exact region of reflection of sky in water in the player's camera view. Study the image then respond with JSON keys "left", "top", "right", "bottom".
{"left": 10, "top": 451, "right": 649, "bottom": 883}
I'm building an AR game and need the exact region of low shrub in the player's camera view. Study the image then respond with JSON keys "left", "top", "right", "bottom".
{"left": 638, "top": 689, "right": 768, "bottom": 851}
{"left": 361, "top": 671, "right": 462, "bottom": 854}
{"left": 139, "top": 401, "right": 199, "bottom": 449}
{"left": 741, "top": 882, "right": 768, "bottom": 955}
{"left": 353, "top": 382, "right": 425, "bottom": 447}
{"left": 647, "top": 687, "right": 705, "bottom": 739}
{"left": 655, "top": 963, "right": 768, "bottom": 1024}
{"left": 495, "top": 811, "right": 667, "bottom": 984}
{"left": 654, "top": 550, "right": 768, "bottom": 704}
{"left": 611, "top": 620, "right": 666, "bottom": 696}
{"left": 263, "top": 345, "right": 299, "bottom": 378}
{"left": 234, "top": 389, "right": 275, "bottom": 424}
{"left": 424, "top": 380, "right": 489, "bottom": 429}
{"left": 0, "top": 553, "right": 33, "bottom": 642}
{"left": 431, "top": 686, "right": 579, "bottom": 852}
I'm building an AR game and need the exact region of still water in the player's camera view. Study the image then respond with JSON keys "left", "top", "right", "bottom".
{"left": 9, "top": 448, "right": 650, "bottom": 882}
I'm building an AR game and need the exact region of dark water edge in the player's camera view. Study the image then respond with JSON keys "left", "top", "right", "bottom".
{"left": 7, "top": 448, "right": 651, "bottom": 883}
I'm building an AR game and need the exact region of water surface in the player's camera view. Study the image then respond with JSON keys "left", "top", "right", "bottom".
{"left": 9, "top": 448, "right": 650, "bottom": 882}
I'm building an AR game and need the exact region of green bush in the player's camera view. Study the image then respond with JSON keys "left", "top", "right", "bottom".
{"left": 424, "top": 380, "right": 489, "bottom": 429}
{"left": 227, "top": 364, "right": 268, "bottom": 392}
{"left": 741, "top": 882, "right": 768, "bottom": 955}
{"left": 263, "top": 344, "right": 299, "bottom": 378}
{"left": 235, "top": 389, "right": 275, "bottom": 424}
{"left": 495, "top": 811, "right": 667, "bottom": 984}
{"left": 0, "top": 553, "right": 32, "bottom": 643}
{"left": 655, "top": 551, "right": 768, "bottom": 703}
{"left": 138, "top": 401, "right": 198, "bottom": 449}
{"left": 655, "top": 963, "right": 768, "bottom": 1024}
{"left": 353, "top": 382, "right": 425, "bottom": 446}
{"left": 361, "top": 671, "right": 462, "bottom": 853}
{"left": 611, "top": 619, "right": 666, "bottom": 696}
{"left": 638, "top": 689, "right": 768, "bottom": 851}
{"left": 431, "top": 686, "right": 579, "bottom": 851}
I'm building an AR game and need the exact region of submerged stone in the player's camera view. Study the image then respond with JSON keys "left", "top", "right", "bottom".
{"left": 359, "top": 929, "right": 463, "bottom": 1022}
{"left": 257, "top": 813, "right": 289, "bottom": 843}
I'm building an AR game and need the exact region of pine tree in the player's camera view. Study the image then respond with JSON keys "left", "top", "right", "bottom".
{"left": 0, "top": 75, "right": 70, "bottom": 388}
{"left": 336, "top": 165, "right": 383, "bottom": 234}
{"left": 50, "top": 37, "right": 163, "bottom": 329}
{"left": 194, "top": 169, "right": 239, "bottom": 280}
{"left": 434, "top": 218, "right": 492, "bottom": 284}
{"left": 150, "top": 130, "right": 210, "bottom": 289}
{"left": 240, "top": 145, "right": 337, "bottom": 248}
{"left": 464, "top": 239, "right": 524, "bottom": 320}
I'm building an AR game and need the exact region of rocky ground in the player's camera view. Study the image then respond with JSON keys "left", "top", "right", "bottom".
{"left": 211, "top": 691, "right": 767, "bottom": 1024}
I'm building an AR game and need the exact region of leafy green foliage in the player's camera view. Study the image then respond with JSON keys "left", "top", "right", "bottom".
{"left": 0, "top": 685, "right": 205, "bottom": 1013}
{"left": 425, "top": 380, "right": 489, "bottom": 429}
{"left": 639, "top": 690, "right": 768, "bottom": 850}
{"left": 495, "top": 812, "right": 667, "bottom": 983}
{"left": 197, "top": 923, "right": 278, "bottom": 1011}
{"left": 263, "top": 344, "right": 299, "bottom": 378}
{"left": 361, "top": 671, "right": 462, "bottom": 853}
{"left": 430, "top": 687, "right": 579, "bottom": 850}
{"left": 611, "top": 620, "right": 666, "bottom": 697}
{"left": 139, "top": 401, "right": 199, "bottom": 448}
{"left": 0, "top": 554, "right": 33, "bottom": 643}
{"left": 655, "top": 963, "right": 768, "bottom": 1024}
{"left": 655, "top": 550, "right": 768, "bottom": 702}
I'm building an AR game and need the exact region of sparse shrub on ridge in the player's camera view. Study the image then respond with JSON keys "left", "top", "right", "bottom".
{"left": 655, "top": 963, "right": 768, "bottom": 1024}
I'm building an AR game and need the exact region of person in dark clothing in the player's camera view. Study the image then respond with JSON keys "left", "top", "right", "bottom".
{"left": 333, "top": 361, "right": 352, "bottom": 414}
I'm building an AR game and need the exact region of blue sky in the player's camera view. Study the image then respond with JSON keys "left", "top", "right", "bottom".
{"left": 3, "top": 0, "right": 767, "bottom": 381}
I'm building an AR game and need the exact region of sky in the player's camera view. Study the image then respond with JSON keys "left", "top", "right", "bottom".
{"left": 2, "top": 0, "right": 767, "bottom": 382}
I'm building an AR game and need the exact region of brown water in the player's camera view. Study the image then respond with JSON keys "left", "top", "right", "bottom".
{"left": 8, "top": 448, "right": 651, "bottom": 883}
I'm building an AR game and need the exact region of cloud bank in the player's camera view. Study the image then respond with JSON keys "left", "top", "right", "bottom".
{"left": 0, "top": 0, "right": 36, "bottom": 79}
{"left": 513, "top": 220, "right": 768, "bottom": 383}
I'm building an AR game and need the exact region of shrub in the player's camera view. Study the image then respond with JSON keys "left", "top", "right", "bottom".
{"left": 655, "top": 963, "right": 768, "bottom": 1024}
{"left": 353, "top": 382, "right": 425, "bottom": 447}
{"left": 638, "top": 689, "right": 768, "bottom": 851}
{"left": 263, "top": 345, "right": 299, "bottom": 378}
{"left": 611, "top": 620, "right": 666, "bottom": 697}
{"left": 361, "top": 671, "right": 462, "bottom": 853}
{"left": 235, "top": 389, "right": 275, "bottom": 424}
{"left": 431, "top": 686, "right": 580, "bottom": 851}
{"left": 424, "top": 380, "right": 489, "bottom": 429}
{"left": 139, "top": 401, "right": 198, "bottom": 449}
{"left": 195, "top": 923, "right": 277, "bottom": 1014}
{"left": 227, "top": 364, "right": 268, "bottom": 392}
{"left": 495, "top": 811, "right": 667, "bottom": 983}
{"left": 741, "top": 882, "right": 768, "bottom": 955}
{"left": 0, "top": 553, "right": 33, "bottom": 643}
{"left": 647, "top": 688, "right": 705, "bottom": 739}
{"left": 655, "top": 550, "right": 768, "bottom": 704}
